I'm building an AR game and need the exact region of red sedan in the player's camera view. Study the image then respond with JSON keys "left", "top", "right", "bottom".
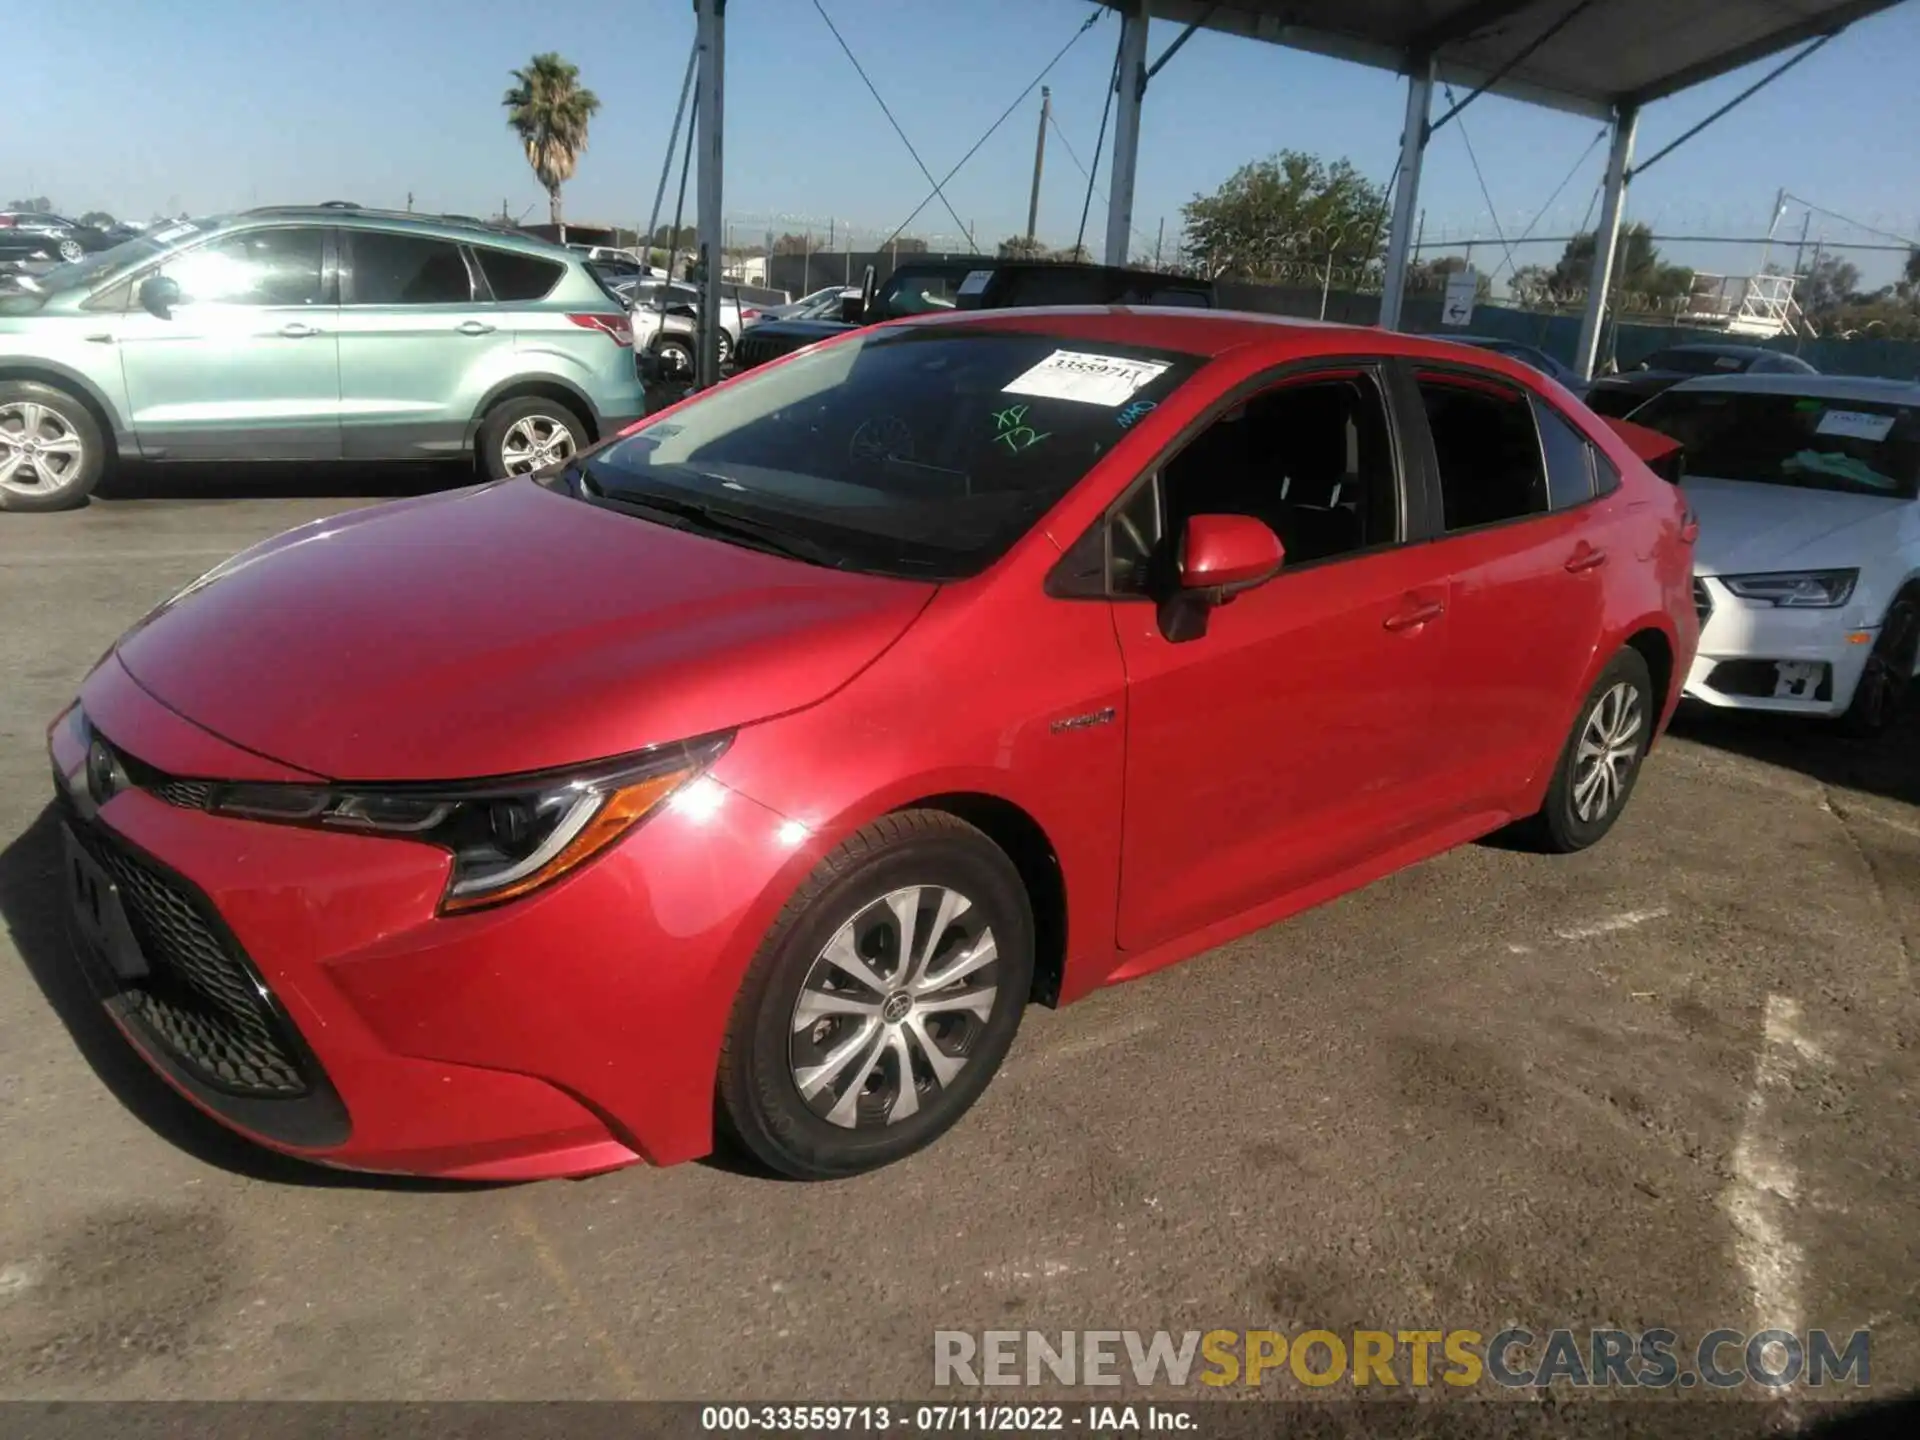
{"left": 49, "top": 309, "right": 1698, "bottom": 1181}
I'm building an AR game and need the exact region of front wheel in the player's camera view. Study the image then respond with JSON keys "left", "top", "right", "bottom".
{"left": 0, "top": 380, "right": 106, "bottom": 512}
{"left": 716, "top": 810, "right": 1034, "bottom": 1180}
{"left": 1841, "top": 595, "right": 1919, "bottom": 737}
{"left": 1522, "top": 647, "right": 1655, "bottom": 853}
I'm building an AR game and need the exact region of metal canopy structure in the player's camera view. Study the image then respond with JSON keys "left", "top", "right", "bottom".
{"left": 1086, "top": 0, "right": 1904, "bottom": 378}
{"left": 680, "top": 0, "right": 1904, "bottom": 386}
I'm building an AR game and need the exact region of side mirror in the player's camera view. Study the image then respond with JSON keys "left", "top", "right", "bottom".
{"left": 1159, "top": 514, "right": 1284, "bottom": 643}
{"left": 1179, "top": 514, "right": 1285, "bottom": 594}
{"left": 138, "top": 274, "right": 180, "bottom": 319}
{"left": 838, "top": 294, "right": 865, "bottom": 323}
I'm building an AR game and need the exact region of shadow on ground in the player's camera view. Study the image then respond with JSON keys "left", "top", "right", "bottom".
{"left": 1669, "top": 698, "right": 1920, "bottom": 808}
{"left": 0, "top": 803, "right": 489, "bottom": 1191}
{"left": 92, "top": 460, "right": 469, "bottom": 504}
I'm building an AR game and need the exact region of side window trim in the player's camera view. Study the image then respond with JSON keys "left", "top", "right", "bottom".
{"left": 1395, "top": 358, "right": 1562, "bottom": 541}
{"left": 1048, "top": 356, "right": 1416, "bottom": 601}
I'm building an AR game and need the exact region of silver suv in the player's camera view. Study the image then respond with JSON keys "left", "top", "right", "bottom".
{"left": 0, "top": 206, "right": 646, "bottom": 511}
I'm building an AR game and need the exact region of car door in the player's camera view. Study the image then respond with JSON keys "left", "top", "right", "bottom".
{"left": 336, "top": 227, "right": 484, "bottom": 459}
{"left": 114, "top": 225, "right": 341, "bottom": 459}
{"left": 1394, "top": 363, "right": 1613, "bottom": 815}
{"left": 1109, "top": 363, "right": 1456, "bottom": 953}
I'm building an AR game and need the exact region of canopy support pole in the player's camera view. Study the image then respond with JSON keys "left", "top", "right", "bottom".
{"left": 1574, "top": 104, "right": 1638, "bottom": 382}
{"left": 695, "top": 0, "right": 726, "bottom": 390}
{"left": 1377, "top": 56, "right": 1434, "bottom": 332}
{"left": 1104, "top": 0, "right": 1149, "bottom": 267}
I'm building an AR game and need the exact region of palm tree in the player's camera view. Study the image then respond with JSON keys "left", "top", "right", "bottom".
{"left": 502, "top": 53, "right": 601, "bottom": 241}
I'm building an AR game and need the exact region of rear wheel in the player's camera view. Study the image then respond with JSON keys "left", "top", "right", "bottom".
{"left": 1841, "top": 594, "right": 1920, "bottom": 737}
{"left": 1522, "top": 647, "right": 1655, "bottom": 853}
{"left": 0, "top": 381, "right": 106, "bottom": 512}
{"left": 716, "top": 810, "right": 1034, "bottom": 1180}
{"left": 477, "top": 396, "right": 585, "bottom": 480}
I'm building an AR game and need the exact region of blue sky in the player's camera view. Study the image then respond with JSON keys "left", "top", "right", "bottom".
{"left": 8, "top": 0, "right": 1919, "bottom": 286}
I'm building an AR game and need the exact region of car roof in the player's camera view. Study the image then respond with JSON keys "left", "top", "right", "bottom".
{"left": 877, "top": 305, "right": 1561, "bottom": 373}
{"left": 1662, "top": 372, "right": 1920, "bottom": 403}
{"left": 1646, "top": 341, "right": 1776, "bottom": 359}
{"left": 232, "top": 206, "right": 576, "bottom": 258}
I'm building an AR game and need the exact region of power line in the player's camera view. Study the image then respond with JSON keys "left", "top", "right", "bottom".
{"left": 1045, "top": 111, "right": 1155, "bottom": 249}
{"left": 1074, "top": 40, "right": 1122, "bottom": 257}
{"left": 1493, "top": 124, "right": 1609, "bottom": 278}
{"left": 881, "top": 7, "right": 1105, "bottom": 250}
{"left": 1443, "top": 83, "right": 1515, "bottom": 279}
{"left": 809, "top": 0, "right": 973, "bottom": 244}
{"left": 1784, "top": 194, "right": 1919, "bottom": 249}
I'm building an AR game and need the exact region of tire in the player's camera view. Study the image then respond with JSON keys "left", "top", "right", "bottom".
{"left": 0, "top": 380, "right": 107, "bottom": 512}
{"left": 716, "top": 810, "right": 1035, "bottom": 1180}
{"left": 1521, "top": 647, "right": 1655, "bottom": 854}
{"left": 716, "top": 330, "right": 732, "bottom": 367}
{"left": 1841, "top": 593, "right": 1920, "bottom": 738}
{"left": 653, "top": 337, "right": 694, "bottom": 378}
{"left": 476, "top": 395, "right": 586, "bottom": 481}
{"left": 57, "top": 238, "right": 85, "bottom": 262}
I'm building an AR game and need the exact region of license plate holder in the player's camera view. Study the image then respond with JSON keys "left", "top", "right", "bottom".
{"left": 1773, "top": 660, "right": 1824, "bottom": 700}
{"left": 63, "top": 825, "right": 149, "bottom": 983}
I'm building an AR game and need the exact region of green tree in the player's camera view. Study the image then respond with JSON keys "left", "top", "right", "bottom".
{"left": 997, "top": 234, "right": 1049, "bottom": 260}
{"left": 1796, "top": 254, "right": 1861, "bottom": 317}
{"left": 1548, "top": 223, "right": 1692, "bottom": 308}
{"left": 1408, "top": 254, "right": 1491, "bottom": 299}
{"left": 78, "top": 210, "right": 118, "bottom": 228}
{"left": 1180, "top": 151, "right": 1387, "bottom": 279}
{"left": 502, "top": 53, "right": 601, "bottom": 241}
{"left": 5, "top": 196, "right": 52, "bottom": 213}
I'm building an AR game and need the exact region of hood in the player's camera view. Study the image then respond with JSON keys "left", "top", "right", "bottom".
{"left": 1683, "top": 474, "right": 1902, "bottom": 576}
{"left": 116, "top": 480, "right": 937, "bottom": 781}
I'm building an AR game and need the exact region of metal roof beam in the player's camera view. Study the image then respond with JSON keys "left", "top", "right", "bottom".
{"left": 1426, "top": 0, "right": 1602, "bottom": 135}
{"left": 1629, "top": 32, "right": 1838, "bottom": 178}
{"left": 1411, "top": 0, "right": 1544, "bottom": 53}
{"left": 1622, "top": 0, "right": 1889, "bottom": 107}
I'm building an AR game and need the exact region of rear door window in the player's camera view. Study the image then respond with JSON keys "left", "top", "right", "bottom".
{"left": 1533, "top": 398, "right": 1599, "bottom": 511}
{"left": 1631, "top": 389, "right": 1920, "bottom": 499}
{"left": 1414, "top": 371, "right": 1549, "bottom": 531}
{"left": 347, "top": 230, "right": 473, "bottom": 305}
{"left": 476, "top": 247, "right": 564, "bottom": 301}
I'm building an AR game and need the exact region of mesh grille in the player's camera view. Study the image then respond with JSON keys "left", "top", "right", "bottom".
{"left": 1693, "top": 576, "right": 1713, "bottom": 625}
{"left": 735, "top": 334, "right": 790, "bottom": 371}
{"left": 87, "top": 834, "right": 310, "bottom": 1096}
{"left": 151, "top": 778, "right": 214, "bottom": 809}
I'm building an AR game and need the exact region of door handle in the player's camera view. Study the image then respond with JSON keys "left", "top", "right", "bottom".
{"left": 1383, "top": 600, "right": 1445, "bottom": 632}
{"left": 1565, "top": 545, "right": 1609, "bottom": 574}
{"left": 278, "top": 322, "right": 321, "bottom": 339}
{"left": 456, "top": 321, "right": 496, "bottom": 336}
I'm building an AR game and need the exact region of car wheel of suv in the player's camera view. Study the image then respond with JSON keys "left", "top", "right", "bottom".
{"left": 1841, "top": 593, "right": 1920, "bottom": 738}
{"left": 1523, "top": 647, "right": 1655, "bottom": 854}
{"left": 716, "top": 330, "right": 732, "bottom": 367}
{"left": 57, "top": 238, "right": 85, "bottom": 262}
{"left": 717, "top": 809, "right": 1034, "bottom": 1180}
{"left": 0, "top": 381, "right": 106, "bottom": 512}
{"left": 653, "top": 338, "right": 694, "bottom": 377}
{"left": 478, "top": 396, "right": 584, "bottom": 480}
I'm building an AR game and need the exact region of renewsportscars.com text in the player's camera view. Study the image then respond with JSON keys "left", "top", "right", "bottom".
{"left": 933, "top": 1328, "right": 1871, "bottom": 1390}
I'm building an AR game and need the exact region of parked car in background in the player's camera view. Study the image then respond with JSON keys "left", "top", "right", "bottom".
{"left": 732, "top": 258, "right": 1217, "bottom": 372}
{"left": 0, "top": 207, "right": 644, "bottom": 510}
{"left": 1449, "top": 335, "right": 1585, "bottom": 394}
{"left": 1630, "top": 373, "right": 1919, "bottom": 733}
{"left": 0, "top": 213, "right": 122, "bottom": 266}
{"left": 1584, "top": 342, "right": 1816, "bottom": 418}
{"left": 620, "top": 277, "right": 755, "bottom": 371}
{"left": 752, "top": 285, "right": 863, "bottom": 324}
{"left": 50, "top": 308, "right": 1695, "bottom": 1180}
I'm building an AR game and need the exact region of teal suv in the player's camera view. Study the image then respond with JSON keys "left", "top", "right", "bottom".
{"left": 0, "top": 207, "right": 646, "bottom": 510}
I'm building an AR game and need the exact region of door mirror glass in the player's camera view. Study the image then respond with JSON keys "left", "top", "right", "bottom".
{"left": 1178, "top": 513, "right": 1285, "bottom": 594}
{"left": 838, "top": 294, "right": 865, "bottom": 323}
{"left": 138, "top": 274, "right": 180, "bottom": 319}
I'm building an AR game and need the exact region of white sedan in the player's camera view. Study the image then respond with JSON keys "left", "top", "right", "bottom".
{"left": 1629, "top": 373, "right": 1920, "bottom": 734}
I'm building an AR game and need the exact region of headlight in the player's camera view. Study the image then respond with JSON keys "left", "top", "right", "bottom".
{"left": 1719, "top": 569, "right": 1858, "bottom": 609}
{"left": 207, "top": 734, "right": 730, "bottom": 913}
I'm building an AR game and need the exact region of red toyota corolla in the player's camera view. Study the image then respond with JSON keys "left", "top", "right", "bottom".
{"left": 49, "top": 308, "right": 1697, "bottom": 1181}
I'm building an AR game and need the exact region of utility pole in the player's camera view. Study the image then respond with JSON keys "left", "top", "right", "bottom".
{"left": 802, "top": 227, "right": 812, "bottom": 295}
{"left": 1793, "top": 209, "right": 1812, "bottom": 275}
{"left": 406, "top": 191, "right": 414, "bottom": 213}
{"left": 1153, "top": 216, "right": 1164, "bottom": 269}
{"left": 1026, "top": 86, "right": 1051, "bottom": 243}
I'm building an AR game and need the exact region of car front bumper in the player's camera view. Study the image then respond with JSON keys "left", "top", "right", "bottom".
{"left": 49, "top": 660, "right": 804, "bottom": 1179}
{"left": 1682, "top": 574, "right": 1876, "bottom": 717}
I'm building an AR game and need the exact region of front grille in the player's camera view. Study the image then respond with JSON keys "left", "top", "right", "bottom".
{"left": 735, "top": 333, "right": 792, "bottom": 371}
{"left": 150, "top": 777, "right": 214, "bottom": 809}
{"left": 85, "top": 831, "right": 310, "bottom": 1097}
{"left": 1693, "top": 576, "right": 1713, "bottom": 625}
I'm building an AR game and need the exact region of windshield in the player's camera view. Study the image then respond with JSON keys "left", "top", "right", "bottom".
{"left": 1640, "top": 348, "right": 1755, "bottom": 376}
{"left": 573, "top": 326, "right": 1200, "bottom": 578}
{"left": 1633, "top": 389, "right": 1920, "bottom": 499}
{"left": 14, "top": 218, "right": 208, "bottom": 296}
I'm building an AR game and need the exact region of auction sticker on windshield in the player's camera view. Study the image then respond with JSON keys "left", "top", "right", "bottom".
{"left": 1814, "top": 409, "right": 1897, "bottom": 443}
{"left": 1003, "top": 350, "right": 1171, "bottom": 406}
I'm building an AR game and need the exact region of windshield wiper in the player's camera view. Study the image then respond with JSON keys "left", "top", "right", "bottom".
{"left": 576, "top": 469, "right": 848, "bottom": 569}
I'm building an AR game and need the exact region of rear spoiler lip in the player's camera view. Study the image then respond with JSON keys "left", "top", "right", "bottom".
{"left": 1601, "top": 415, "right": 1685, "bottom": 481}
